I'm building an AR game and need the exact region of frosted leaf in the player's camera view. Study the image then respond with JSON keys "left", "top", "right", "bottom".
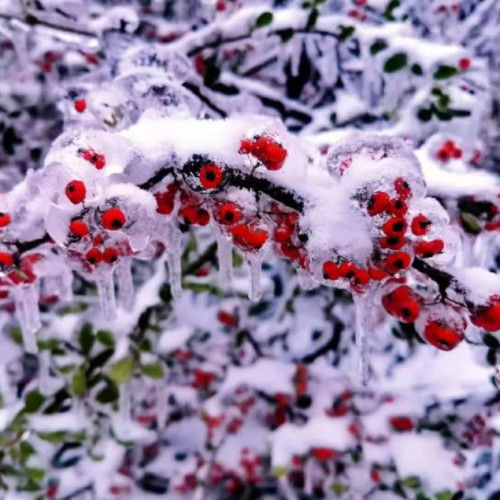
{"left": 116, "top": 258, "right": 134, "bottom": 310}
{"left": 95, "top": 272, "right": 117, "bottom": 320}
{"left": 216, "top": 231, "right": 233, "bottom": 289}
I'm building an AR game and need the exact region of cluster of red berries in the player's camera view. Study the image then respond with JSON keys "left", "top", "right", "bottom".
{"left": 239, "top": 135, "right": 287, "bottom": 171}
{"left": 37, "top": 50, "right": 62, "bottom": 73}
{"left": 0, "top": 253, "right": 40, "bottom": 286}
{"left": 155, "top": 182, "right": 179, "bottom": 215}
{"left": 79, "top": 148, "right": 106, "bottom": 169}
{"left": 436, "top": 140, "right": 463, "bottom": 162}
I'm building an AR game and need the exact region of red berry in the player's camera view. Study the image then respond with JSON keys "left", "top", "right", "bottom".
{"left": 382, "top": 217, "right": 407, "bottom": 237}
{"left": 218, "top": 202, "right": 241, "bottom": 225}
{"left": 246, "top": 136, "right": 287, "bottom": 171}
{"left": 0, "top": 212, "right": 11, "bottom": 227}
{"left": 338, "top": 261, "right": 356, "bottom": 279}
{"left": 415, "top": 239, "right": 444, "bottom": 258}
{"left": 382, "top": 285, "right": 420, "bottom": 322}
{"left": 311, "top": 448, "right": 335, "bottom": 462}
{"left": 230, "top": 224, "right": 268, "bottom": 249}
{"left": 179, "top": 206, "right": 199, "bottom": 225}
{"left": 239, "top": 139, "right": 253, "bottom": 154}
{"left": 437, "top": 148, "right": 450, "bottom": 162}
{"left": 103, "top": 247, "right": 119, "bottom": 264}
{"left": 368, "top": 266, "right": 387, "bottom": 281}
{"left": 199, "top": 163, "right": 224, "bottom": 189}
{"left": 388, "top": 198, "right": 408, "bottom": 216}
{"left": 352, "top": 268, "right": 370, "bottom": 288}
{"left": 323, "top": 261, "right": 339, "bottom": 280}
{"left": 411, "top": 214, "right": 431, "bottom": 236}
{"left": 0, "top": 252, "right": 14, "bottom": 267}
{"left": 459, "top": 58, "right": 471, "bottom": 70}
{"left": 390, "top": 416, "right": 414, "bottom": 432}
{"left": 394, "top": 178, "right": 412, "bottom": 199}
{"left": 155, "top": 192, "right": 174, "bottom": 215}
{"left": 385, "top": 252, "right": 411, "bottom": 275}
{"left": 274, "top": 224, "right": 293, "bottom": 243}
{"left": 470, "top": 301, "right": 500, "bottom": 332}
{"left": 452, "top": 147, "right": 462, "bottom": 159}
{"left": 217, "top": 311, "right": 238, "bottom": 327}
{"left": 281, "top": 241, "right": 300, "bottom": 260}
{"left": 65, "top": 180, "right": 86, "bottom": 204}
{"left": 69, "top": 220, "right": 90, "bottom": 238}
{"left": 196, "top": 208, "right": 210, "bottom": 226}
{"left": 380, "top": 235, "right": 405, "bottom": 250}
{"left": 216, "top": 0, "right": 226, "bottom": 11}
{"left": 85, "top": 248, "right": 102, "bottom": 265}
{"left": 74, "top": 99, "right": 86, "bottom": 113}
{"left": 424, "top": 320, "right": 464, "bottom": 351}
{"left": 101, "top": 208, "right": 126, "bottom": 231}
{"left": 81, "top": 149, "right": 105, "bottom": 169}
{"left": 367, "top": 191, "right": 390, "bottom": 216}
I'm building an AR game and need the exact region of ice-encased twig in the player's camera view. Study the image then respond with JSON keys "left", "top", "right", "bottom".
{"left": 96, "top": 272, "right": 117, "bottom": 320}
{"left": 165, "top": 222, "right": 183, "bottom": 299}
{"left": 116, "top": 258, "right": 134, "bottom": 310}
{"left": 119, "top": 382, "right": 131, "bottom": 422}
{"left": 247, "top": 252, "right": 263, "bottom": 302}
{"left": 216, "top": 231, "right": 233, "bottom": 289}
{"left": 353, "top": 293, "right": 371, "bottom": 386}
{"left": 13, "top": 284, "right": 41, "bottom": 353}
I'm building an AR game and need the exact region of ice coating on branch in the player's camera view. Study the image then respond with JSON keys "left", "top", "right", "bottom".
{"left": 12, "top": 284, "right": 41, "bottom": 353}
{"left": 95, "top": 272, "right": 117, "bottom": 320}
{"left": 116, "top": 258, "right": 134, "bottom": 310}
{"left": 450, "top": 267, "right": 500, "bottom": 306}
{"left": 216, "top": 231, "right": 233, "bottom": 289}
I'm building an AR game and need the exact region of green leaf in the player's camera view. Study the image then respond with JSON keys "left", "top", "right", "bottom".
{"left": 483, "top": 333, "right": 500, "bottom": 350}
{"left": 26, "top": 468, "right": 45, "bottom": 481}
{"left": 437, "top": 94, "right": 451, "bottom": 110}
{"left": 384, "top": 0, "right": 400, "bottom": 20}
{"left": 383, "top": 53, "right": 407, "bottom": 73}
{"left": 305, "top": 8, "right": 318, "bottom": 30}
{"left": 339, "top": 25, "right": 355, "bottom": 41}
{"left": 109, "top": 358, "right": 134, "bottom": 385}
{"left": 71, "top": 367, "right": 87, "bottom": 397}
{"left": 37, "top": 432, "right": 66, "bottom": 443}
{"left": 96, "top": 330, "right": 115, "bottom": 347}
{"left": 449, "top": 108, "right": 471, "bottom": 118}
{"left": 96, "top": 379, "right": 119, "bottom": 404}
{"left": 10, "top": 327, "right": 23, "bottom": 346}
{"left": 417, "top": 108, "right": 433, "bottom": 122}
{"left": 255, "top": 11, "right": 273, "bottom": 29}
{"left": 433, "top": 65, "right": 458, "bottom": 80}
{"left": 435, "top": 491, "right": 453, "bottom": 500}
{"left": 58, "top": 303, "right": 88, "bottom": 315}
{"left": 402, "top": 476, "right": 421, "bottom": 488}
{"left": 19, "top": 442, "right": 35, "bottom": 464}
{"left": 19, "top": 478, "right": 41, "bottom": 492}
{"left": 78, "top": 324, "right": 94, "bottom": 355}
{"left": 370, "top": 40, "right": 388, "bottom": 55}
{"left": 276, "top": 28, "right": 294, "bottom": 43}
{"left": 141, "top": 362, "right": 164, "bottom": 379}
{"left": 330, "top": 483, "right": 350, "bottom": 494}
{"left": 159, "top": 283, "right": 172, "bottom": 303}
{"left": 232, "top": 250, "right": 243, "bottom": 268}
{"left": 460, "top": 212, "right": 482, "bottom": 235}
{"left": 24, "top": 390, "right": 45, "bottom": 413}
{"left": 273, "top": 466, "right": 287, "bottom": 478}
{"left": 411, "top": 63, "right": 423, "bottom": 76}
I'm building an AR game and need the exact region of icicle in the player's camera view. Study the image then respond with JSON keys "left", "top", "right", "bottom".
{"left": 116, "top": 258, "right": 134, "bottom": 310}
{"left": 39, "top": 349, "right": 51, "bottom": 394}
{"left": 155, "top": 381, "right": 167, "bottom": 430}
{"left": 119, "top": 382, "right": 132, "bottom": 422}
{"left": 165, "top": 222, "right": 182, "bottom": 299}
{"left": 96, "top": 272, "right": 117, "bottom": 320}
{"left": 353, "top": 293, "right": 371, "bottom": 386}
{"left": 247, "top": 252, "right": 263, "bottom": 302}
{"left": 216, "top": 231, "right": 233, "bottom": 289}
{"left": 13, "top": 284, "right": 41, "bottom": 354}
{"left": 278, "top": 476, "right": 299, "bottom": 500}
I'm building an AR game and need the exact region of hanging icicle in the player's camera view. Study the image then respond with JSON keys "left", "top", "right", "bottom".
{"left": 247, "top": 252, "right": 263, "bottom": 302}
{"left": 96, "top": 272, "right": 117, "bottom": 320}
{"left": 116, "top": 258, "right": 135, "bottom": 310}
{"left": 13, "top": 284, "right": 41, "bottom": 353}
{"left": 353, "top": 293, "right": 372, "bottom": 386}
{"left": 216, "top": 231, "right": 233, "bottom": 289}
{"left": 165, "top": 222, "right": 183, "bottom": 299}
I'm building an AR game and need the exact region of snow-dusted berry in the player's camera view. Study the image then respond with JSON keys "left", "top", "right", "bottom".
{"left": 74, "top": 99, "right": 86, "bottom": 113}
{"left": 323, "top": 261, "right": 339, "bottom": 280}
{"left": 86, "top": 248, "right": 102, "bottom": 265}
{"left": 218, "top": 202, "right": 241, "bottom": 225}
{"left": 0, "top": 252, "right": 14, "bottom": 267}
{"left": 103, "top": 247, "right": 119, "bottom": 264}
{"left": 382, "top": 217, "right": 407, "bottom": 237}
{"left": 101, "top": 208, "right": 126, "bottom": 231}
{"left": 367, "top": 191, "right": 390, "bottom": 216}
{"left": 411, "top": 214, "right": 431, "bottom": 236}
{"left": 0, "top": 213, "right": 11, "bottom": 228}
{"left": 69, "top": 220, "right": 90, "bottom": 238}
{"left": 415, "top": 239, "right": 444, "bottom": 258}
{"left": 424, "top": 320, "right": 464, "bottom": 351}
{"left": 199, "top": 163, "right": 224, "bottom": 190}
{"left": 65, "top": 180, "right": 86, "bottom": 205}
{"left": 385, "top": 252, "right": 412, "bottom": 275}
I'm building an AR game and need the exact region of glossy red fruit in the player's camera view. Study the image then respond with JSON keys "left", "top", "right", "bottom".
{"left": 230, "top": 224, "right": 268, "bottom": 249}
{"left": 74, "top": 99, "right": 86, "bottom": 113}
{"left": 101, "top": 208, "right": 126, "bottom": 231}
{"left": 245, "top": 136, "right": 287, "bottom": 171}
{"left": 424, "top": 320, "right": 464, "bottom": 351}
{"left": 323, "top": 261, "right": 339, "bottom": 280}
{"left": 281, "top": 241, "right": 300, "bottom": 260}
{"left": 196, "top": 208, "right": 210, "bottom": 226}
{"left": 217, "top": 311, "right": 238, "bottom": 327}
{"left": 382, "top": 217, "right": 407, "bottom": 237}
{"left": 69, "top": 220, "right": 90, "bottom": 238}
{"left": 415, "top": 239, "right": 444, "bottom": 258}
{"left": 179, "top": 206, "right": 198, "bottom": 225}
{"left": 352, "top": 268, "right": 370, "bottom": 287}
{"left": 459, "top": 58, "right": 471, "bottom": 70}
{"left": 437, "top": 148, "right": 450, "bottom": 162}
{"left": 385, "top": 252, "right": 411, "bottom": 275}
{"left": 85, "top": 248, "right": 102, "bottom": 265}
{"left": 394, "top": 178, "right": 412, "bottom": 199}
{"left": 388, "top": 198, "right": 408, "bottom": 216}
{"left": 0, "top": 252, "right": 14, "bottom": 267}
{"left": 311, "top": 448, "right": 336, "bottom": 462}
{"left": 81, "top": 149, "right": 105, "bottom": 169}
{"left": 470, "top": 300, "right": 500, "bottom": 332}
{"left": 338, "top": 261, "right": 356, "bottom": 279}
{"left": 199, "top": 163, "right": 224, "bottom": 189}
{"left": 103, "top": 247, "right": 119, "bottom": 264}
{"left": 219, "top": 202, "right": 241, "bottom": 225}
{"left": 411, "top": 214, "right": 431, "bottom": 236}
{"left": 367, "top": 191, "right": 390, "bottom": 216}
{"left": 274, "top": 224, "right": 293, "bottom": 243}
{"left": 368, "top": 266, "right": 387, "bottom": 281}
{"left": 380, "top": 235, "right": 405, "bottom": 250}
{"left": 0, "top": 212, "right": 11, "bottom": 227}
{"left": 390, "top": 416, "right": 414, "bottom": 432}
{"left": 382, "top": 285, "right": 420, "bottom": 322}
{"left": 155, "top": 192, "right": 174, "bottom": 215}
{"left": 65, "top": 180, "right": 86, "bottom": 204}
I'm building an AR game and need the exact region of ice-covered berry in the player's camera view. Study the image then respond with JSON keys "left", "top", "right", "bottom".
{"left": 65, "top": 180, "right": 86, "bottom": 205}
{"left": 101, "top": 208, "right": 126, "bottom": 231}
